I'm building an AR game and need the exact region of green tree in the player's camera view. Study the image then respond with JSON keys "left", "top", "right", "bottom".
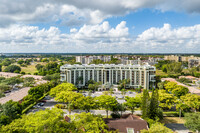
{"left": 141, "top": 122, "right": 173, "bottom": 133}
{"left": 88, "top": 81, "right": 101, "bottom": 91}
{"left": 55, "top": 91, "right": 83, "bottom": 115}
{"left": 176, "top": 100, "right": 190, "bottom": 118}
{"left": 124, "top": 96, "right": 141, "bottom": 114}
{"left": 184, "top": 113, "right": 200, "bottom": 133}
{"left": 165, "top": 62, "right": 183, "bottom": 74}
{"left": 89, "top": 59, "right": 104, "bottom": 64}
{"left": 0, "top": 64, "right": 2, "bottom": 72}
{"left": 0, "top": 114, "right": 10, "bottom": 127}
{"left": 28, "top": 86, "right": 44, "bottom": 99}
{"left": 3, "top": 77, "right": 23, "bottom": 87}
{"left": 118, "top": 79, "right": 130, "bottom": 90}
{"left": 121, "top": 89, "right": 126, "bottom": 96}
{"left": 23, "top": 77, "right": 35, "bottom": 87}
{"left": 141, "top": 89, "right": 150, "bottom": 119}
{"left": 149, "top": 89, "right": 161, "bottom": 120}
{"left": 2, "top": 59, "right": 12, "bottom": 66}
{"left": 4, "top": 65, "right": 21, "bottom": 73}
{"left": 1, "top": 108, "right": 70, "bottom": 133}
{"left": 158, "top": 90, "right": 177, "bottom": 109}
{"left": 0, "top": 100, "right": 22, "bottom": 121}
{"left": 117, "top": 103, "right": 127, "bottom": 116}
{"left": 157, "top": 82, "right": 165, "bottom": 90}
{"left": 71, "top": 112, "right": 108, "bottom": 132}
{"left": 109, "top": 88, "right": 114, "bottom": 96}
{"left": 50, "top": 83, "right": 77, "bottom": 97}
{"left": 171, "top": 85, "right": 189, "bottom": 98}
{"left": 43, "top": 73, "right": 60, "bottom": 81}
{"left": 88, "top": 84, "right": 95, "bottom": 90}
{"left": 0, "top": 84, "right": 11, "bottom": 92}
{"left": 164, "top": 82, "right": 177, "bottom": 92}
{"left": 75, "top": 96, "right": 97, "bottom": 112}
{"left": 95, "top": 95, "right": 118, "bottom": 118}
{"left": 180, "top": 93, "right": 200, "bottom": 112}
{"left": 17, "top": 60, "right": 24, "bottom": 65}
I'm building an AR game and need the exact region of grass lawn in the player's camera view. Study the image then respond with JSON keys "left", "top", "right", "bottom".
{"left": 160, "top": 117, "right": 185, "bottom": 124}
{"left": 156, "top": 70, "right": 168, "bottom": 77}
{"left": 21, "top": 64, "right": 37, "bottom": 75}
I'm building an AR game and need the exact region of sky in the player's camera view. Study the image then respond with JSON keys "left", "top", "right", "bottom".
{"left": 0, "top": 0, "right": 200, "bottom": 53}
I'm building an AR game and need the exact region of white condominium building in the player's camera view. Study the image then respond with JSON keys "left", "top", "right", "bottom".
{"left": 76, "top": 56, "right": 111, "bottom": 64}
{"left": 60, "top": 64, "right": 156, "bottom": 89}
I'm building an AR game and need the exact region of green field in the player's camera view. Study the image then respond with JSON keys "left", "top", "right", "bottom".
{"left": 21, "top": 64, "right": 38, "bottom": 75}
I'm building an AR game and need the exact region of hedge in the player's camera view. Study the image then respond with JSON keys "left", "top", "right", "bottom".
{"left": 22, "top": 102, "right": 37, "bottom": 114}
{"left": 163, "top": 111, "right": 179, "bottom": 117}
{"left": 22, "top": 92, "right": 49, "bottom": 114}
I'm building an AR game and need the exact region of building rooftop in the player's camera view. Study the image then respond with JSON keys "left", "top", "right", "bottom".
{"left": 104, "top": 114, "right": 148, "bottom": 133}
{"left": 61, "top": 64, "right": 155, "bottom": 69}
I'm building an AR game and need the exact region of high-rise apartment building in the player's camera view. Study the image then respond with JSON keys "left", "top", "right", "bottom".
{"left": 60, "top": 64, "right": 156, "bottom": 89}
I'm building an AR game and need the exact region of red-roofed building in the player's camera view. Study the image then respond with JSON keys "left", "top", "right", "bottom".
{"left": 104, "top": 114, "right": 148, "bottom": 133}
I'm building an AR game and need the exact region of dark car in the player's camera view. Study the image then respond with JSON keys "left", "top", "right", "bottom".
{"left": 4, "top": 90, "right": 11, "bottom": 94}
{"left": 40, "top": 100, "right": 46, "bottom": 103}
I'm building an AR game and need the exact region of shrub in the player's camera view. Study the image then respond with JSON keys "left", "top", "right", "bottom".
{"left": 111, "top": 112, "right": 121, "bottom": 119}
{"left": 4, "top": 65, "right": 21, "bottom": 73}
{"left": 55, "top": 104, "right": 66, "bottom": 109}
{"left": 163, "top": 111, "right": 179, "bottom": 117}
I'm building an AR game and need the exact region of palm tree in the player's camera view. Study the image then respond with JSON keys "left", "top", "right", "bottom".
{"left": 119, "top": 79, "right": 130, "bottom": 90}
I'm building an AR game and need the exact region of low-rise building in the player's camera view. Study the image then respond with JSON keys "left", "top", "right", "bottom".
{"left": 76, "top": 56, "right": 111, "bottom": 64}
{"left": 60, "top": 64, "right": 156, "bottom": 89}
{"left": 105, "top": 114, "right": 148, "bottom": 133}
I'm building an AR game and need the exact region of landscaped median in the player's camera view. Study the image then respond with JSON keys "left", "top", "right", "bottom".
{"left": 22, "top": 92, "right": 49, "bottom": 114}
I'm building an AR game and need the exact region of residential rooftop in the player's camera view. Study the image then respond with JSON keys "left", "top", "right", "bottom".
{"left": 61, "top": 64, "right": 155, "bottom": 69}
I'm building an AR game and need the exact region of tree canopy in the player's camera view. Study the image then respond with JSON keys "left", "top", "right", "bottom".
{"left": 124, "top": 96, "right": 141, "bottom": 114}
{"left": 4, "top": 65, "right": 21, "bottom": 73}
{"left": 50, "top": 83, "right": 77, "bottom": 97}
{"left": 71, "top": 112, "right": 108, "bottom": 132}
{"left": 158, "top": 90, "right": 177, "bottom": 109}
{"left": 141, "top": 122, "right": 173, "bottom": 133}
{"left": 1, "top": 108, "right": 70, "bottom": 133}
{"left": 95, "top": 95, "right": 118, "bottom": 118}
{"left": 180, "top": 93, "right": 200, "bottom": 112}
{"left": 184, "top": 113, "right": 200, "bottom": 132}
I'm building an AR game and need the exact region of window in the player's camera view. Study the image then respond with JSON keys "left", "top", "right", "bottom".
{"left": 127, "top": 128, "right": 134, "bottom": 133}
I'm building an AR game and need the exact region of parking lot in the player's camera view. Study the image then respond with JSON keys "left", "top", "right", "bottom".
{"left": 28, "top": 91, "right": 138, "bottom": 114}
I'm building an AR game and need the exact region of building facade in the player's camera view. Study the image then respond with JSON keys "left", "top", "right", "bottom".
{"left": 60, "top": 64, "right": 156, "bottom": 89}
{"left": 76, "top": 56, "right": 111, "bottom": 64}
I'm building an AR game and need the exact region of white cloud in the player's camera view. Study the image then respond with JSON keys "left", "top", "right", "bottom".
{"left": 0, "top": 0, "right": 200, "bottom": 27}
{"left": 135, "top": 23, "right": 200, "bottom": 53}
{"left": 0, "top": 21, "right": 200, "bottom": 53}
{"left": 0, "top": 21, "right": 131, "bottom": 53}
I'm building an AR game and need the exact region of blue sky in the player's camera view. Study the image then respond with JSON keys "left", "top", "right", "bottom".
{"left": 0, "top": 0, "right": 200, "bottom": 53}
{"left": 106, "top": 9, "right": 200, "bottom": 35}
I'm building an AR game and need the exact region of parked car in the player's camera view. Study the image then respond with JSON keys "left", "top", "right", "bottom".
{"left": 38, "top": 103, "right": 44, "bottom": 106}
{"left": 4, "top": 90, "right": 11, "bottom": 94}
{"left": 40, "top": 100, "right": 46, "bottom": 103}
{"left": 40, "top": 103, "right": 44, "bottom": 106}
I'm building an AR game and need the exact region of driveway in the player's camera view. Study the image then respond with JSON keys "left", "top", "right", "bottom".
{"left": 165, "top": 124, "right": 191, "bottom": 133}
